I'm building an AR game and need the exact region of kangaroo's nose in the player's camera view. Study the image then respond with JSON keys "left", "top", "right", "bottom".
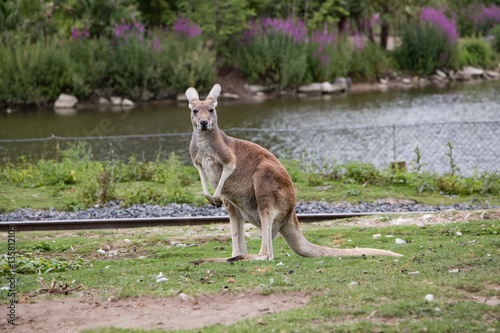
{"left": 200, "top": 120, "right": 209, "bottom": 129}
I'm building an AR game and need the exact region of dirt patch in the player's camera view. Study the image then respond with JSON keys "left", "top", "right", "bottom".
{"left": 311, "top": 209, "right": 500, "bottom": 228}
{"left": 3, "top": 289, "right": 308, "bottom": 332}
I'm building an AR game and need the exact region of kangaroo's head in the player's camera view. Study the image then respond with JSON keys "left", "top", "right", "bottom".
{"left": 185, "top": 84, "right": 221, "bottom": 132}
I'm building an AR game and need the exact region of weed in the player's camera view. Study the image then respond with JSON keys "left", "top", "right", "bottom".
{"left": 32, "top": 241, "right": 71, "bottom": 252}
{"left": 346, "top": 189, "right": 361, "bottom": 197}
{"left": 0, "top": 254, "right": 95, "bottom": 275}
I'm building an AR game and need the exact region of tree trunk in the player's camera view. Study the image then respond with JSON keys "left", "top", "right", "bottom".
{"left": 380, "top": 23, "right": 390, "bottom": 50}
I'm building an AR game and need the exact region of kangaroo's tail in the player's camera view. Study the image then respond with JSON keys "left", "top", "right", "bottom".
{"left": 279, "top": 213, "right": 403, "bottom": 258}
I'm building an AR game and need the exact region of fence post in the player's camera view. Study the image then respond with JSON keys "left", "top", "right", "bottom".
{"left": 51, "top": 134, "right": 58, "bottom": 161}
{"left": 393, "top": 124, "right": 396, "bottom": 161}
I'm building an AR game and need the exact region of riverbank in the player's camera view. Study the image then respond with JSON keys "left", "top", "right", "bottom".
{"left": 3, "top": 64, "right": 500, "bottom": 114}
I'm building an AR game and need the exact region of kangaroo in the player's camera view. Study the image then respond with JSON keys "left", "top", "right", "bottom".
{"left": 186, "top": 84, "right": 403, "bottom": 263}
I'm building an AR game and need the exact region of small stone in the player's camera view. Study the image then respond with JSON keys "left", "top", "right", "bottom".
{"left": 179, "top": 293, "right": 188, "bottom": 302}
{"left": 222, "top": 92, "right": 240, "bottom": 100}
{"left": 424, "top": 294, "right": 434, "bottom": 302}
{"left": 395, "top": 238, "right": 406, "bottom": 244}
{"left": 107, "top": 296, "right": 117, "bottom": 302}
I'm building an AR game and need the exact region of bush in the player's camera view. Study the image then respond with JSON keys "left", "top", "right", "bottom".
{"left": 238, "top": 18, "right": 308, "bottom": 89}
{"left": 0, "top": 15, "right": 215, "bottom": 106}
{"left": 456, "top": 38, "right": 495, "bottom": 68}
{"left": 306, "top": 34, "right": 352, "bottom": 82}
{"left": 394, "top": 21, "right": 457, "bottom": 75}
{"left": 489, "top": 24, "right": 500, "bottom": 52}
{"left": 349, "top": 41, "right": 389, "bottom": 80}
{"left": 0, "top": 38, "right": 73, "bottom": 107}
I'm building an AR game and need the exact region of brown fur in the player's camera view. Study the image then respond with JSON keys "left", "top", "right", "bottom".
{"left": 186, "top": 84, "right": 403, "bottom": 263}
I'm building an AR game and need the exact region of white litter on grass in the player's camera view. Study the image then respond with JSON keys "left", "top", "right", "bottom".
{"left": 395, "top": 238, "right": 406, "bottom": 244}
{"left": 97, "top": 249, "right": 106, "bottom": 254}
{"left": 269, "top": 278, "right": 274, "bottom": 286}
{"left": 156, "top": 272, "right": 168, "bottom": 282}
{"left": 408, "top": 271, "right": 420, "bottom": 275}
{"left": 424, "top": 294, "right": 434, "bottom": 302}
{"left": 176, "top": 243, "right": 187, "bottom": 248}
{"left": 449, "top": 269, "right": 459, "bottom": 273}
{"left": 138, "top": 256, "right": 146, "bottom": 259}
{"left": 124, "top": 239, "right": 131, "bottom": 243}
{"left": 422, "top": 214, "right": 433, "bottom": 220}
{"left": 372, "top": 234, "right": 381, "bottom": 239}
{"left": 349, "top": 282, "right": 358, "bottom": 286}
{"left": 276, "top": 262, "right": 284, "bottom": 266}
{"left": 0, "top": 287, "right": 9, "bottom": 290}
{"left": 105, "top": 266, "right": 111, "bottom": 269}
{"left": 386, "top": 235, "right": 394, "bottom": 238}
{"left": 455, "top": 231, "right": 462, "bottom": 236}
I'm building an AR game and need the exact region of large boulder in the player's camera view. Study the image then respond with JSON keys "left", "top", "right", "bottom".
{"left": 321, "top": 82, "right": 345, "bottom": 94}
{"left": 54, "top": 94, "right": 78, "bottom": 108}
{"left": 121, "top": 98, "right": 135, "bottom": 106}
{"left": 110, "top": 96, "right": 122, "bottom": 105}
{"left": 298, "top": 83, "right": 322, "bottom": 93}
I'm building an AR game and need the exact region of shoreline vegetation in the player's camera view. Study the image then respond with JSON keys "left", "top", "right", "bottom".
{"left": 1, "top": 143, "right": 499, "bottom": 214}
{"left": 1, "top": 2, "right": 500, "bottom": 110}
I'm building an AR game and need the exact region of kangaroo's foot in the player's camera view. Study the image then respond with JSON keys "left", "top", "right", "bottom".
{"left": 227, "top": 254, "right": 271, "bottom": 262}
{"left": 189, "top": 258, "right": 231, "bottom": 265}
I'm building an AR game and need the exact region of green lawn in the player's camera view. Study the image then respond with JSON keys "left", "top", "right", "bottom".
{"left": 1, "top": 212, "right": 499, "bottom": 332}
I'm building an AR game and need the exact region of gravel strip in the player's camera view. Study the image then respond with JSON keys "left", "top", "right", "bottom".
{"left": 1, "top": 200, "right": 498, "bottom": 222}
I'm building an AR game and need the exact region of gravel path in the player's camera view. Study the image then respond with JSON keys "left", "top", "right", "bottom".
{"left": 1, "top": 199, "right": 497, "bottom": 222}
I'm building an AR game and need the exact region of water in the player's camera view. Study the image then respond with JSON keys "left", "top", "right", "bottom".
{"left": 1, "top": 80, "right": 499, "bottom": 175}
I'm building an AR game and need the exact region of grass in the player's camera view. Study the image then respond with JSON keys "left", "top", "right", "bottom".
{"left": 1, "top": 143, "right": 499, "bottom": 214}
{"left": 1, "top": 213, "right": 499, "bottom": 332}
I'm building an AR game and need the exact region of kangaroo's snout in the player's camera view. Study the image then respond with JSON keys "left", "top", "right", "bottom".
{"left": 199, "top": 120, "right": 209, "bottom": 130}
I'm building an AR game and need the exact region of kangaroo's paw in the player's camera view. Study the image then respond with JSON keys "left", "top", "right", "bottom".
{"left": 189, "top": 258, "right": 231, "bottom": 265}
{"left": 227, "top": 254, "right": 271, "bottom": 262}
{"left": 211, "top": 196, "right": 223, "bottom": 207}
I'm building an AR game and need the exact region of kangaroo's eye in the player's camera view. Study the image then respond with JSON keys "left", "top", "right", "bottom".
{"left": 193, "top": 109, "right": 199, "bottom": 114}
{"left": 208, "top": 108, "right": 214, "bottom": 113}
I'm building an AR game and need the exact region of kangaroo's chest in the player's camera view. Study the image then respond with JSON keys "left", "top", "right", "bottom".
{"left": 196, "top": 151, "right": 223, "bottom": 189}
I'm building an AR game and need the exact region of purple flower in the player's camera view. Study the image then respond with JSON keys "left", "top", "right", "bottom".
{"left": 172, "top": 12, "right": 201, "bottom": 38}
{"left": 72, "top": 24, "right": 90, "bottom": 40}
{"left": 469, "top": 4, "right": 500, "bottom": 32}
{"left": 420, "top": 7, "right": 458, "bottom": 44}
{"left": 240, "top": 17, "right": 307, "bottom": 45}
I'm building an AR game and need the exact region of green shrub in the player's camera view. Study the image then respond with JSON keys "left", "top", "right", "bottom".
{"left": 0, "top": 38, "right": 73, "bottom": 106}
{"left": 343, "top": 161, "right": 380, "bottom": 183}
{"left": 349, "top": 42, "right": 390, "bottom": 80}
{"left": 306, "top": 36, "right": 352, "bottom": 82}
{"left": 394, "top": 22, "right": 457, "bottom": 75}
{"left": 238, "top": 30, "right": 308, "bottom": 90}
{"left": 456, "top": 38, "right": 495, "bottom": 68}
{"left": 489, "top": 25, "right": 500, "bottom": 52}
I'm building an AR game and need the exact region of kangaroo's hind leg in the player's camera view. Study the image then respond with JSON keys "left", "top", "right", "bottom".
{"left": 189, "top": 198, "right": 247, "bottom": 264}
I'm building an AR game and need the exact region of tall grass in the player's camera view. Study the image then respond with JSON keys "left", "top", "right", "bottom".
{"left": 0, "top": 14, "right": 215, "bottom": 107}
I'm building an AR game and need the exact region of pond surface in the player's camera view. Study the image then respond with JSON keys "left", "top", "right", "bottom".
{"left": 1, "top": 80, "right": 499, "bottom": 175}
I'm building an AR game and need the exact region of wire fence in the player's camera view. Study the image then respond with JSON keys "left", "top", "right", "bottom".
{"left": 1, "top": 121, "right": 499, "bottom": 175}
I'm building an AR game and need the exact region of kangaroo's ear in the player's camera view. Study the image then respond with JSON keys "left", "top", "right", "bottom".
{"left": 185, "top": 87, "right": 200, "bottom": 109}
{"left": 207, "top": 84, "right": 221, "bottom": 107}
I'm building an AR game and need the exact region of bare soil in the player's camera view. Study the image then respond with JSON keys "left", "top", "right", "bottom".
{"left": 3, "top": 289, "right": 309, "bottom": 332}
